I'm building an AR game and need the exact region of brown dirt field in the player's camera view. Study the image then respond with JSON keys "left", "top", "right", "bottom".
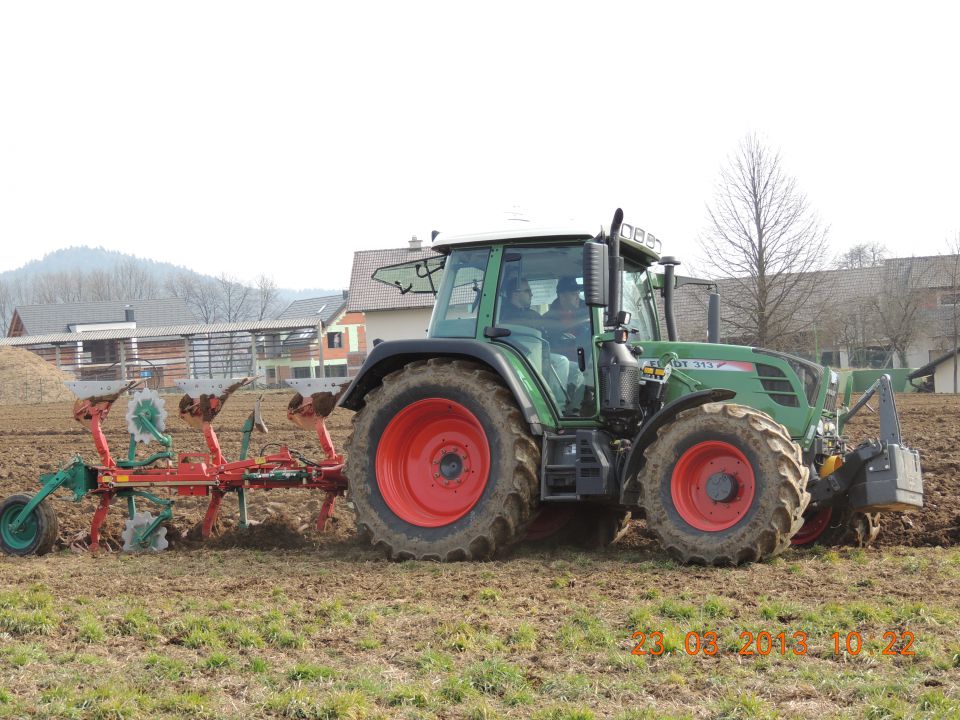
{"left": 0, "top": 389, "right": 955, "bottom": 554}
{"left": 1, "top": 390, "right": 958, "bottom": 718}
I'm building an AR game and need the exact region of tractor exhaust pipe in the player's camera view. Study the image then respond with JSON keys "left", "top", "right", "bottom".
{"left": 708, "top": 291, "right": 721, "bottom": 343}
{"left": 606, "top": 209, "right": 624, "bottom": 328}
{"left": 660, "top": 257, "right": 680, "bottom": 341}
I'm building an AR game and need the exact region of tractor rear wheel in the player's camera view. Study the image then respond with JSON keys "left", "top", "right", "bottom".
{"left": 345, "top": 359, "right": 540, "bottom": 561}
{"left": 792, "top": 506, "right": 880, "bottom": 547}
{"left": 638, "top": 403, "right": 809, "bottom": 565}
{"left": 0, "top": 494, "right": 59, "bottom": 557}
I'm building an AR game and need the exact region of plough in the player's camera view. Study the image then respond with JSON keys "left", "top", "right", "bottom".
{"left": 0, "top": 378, "right": 348, "bottom": 555}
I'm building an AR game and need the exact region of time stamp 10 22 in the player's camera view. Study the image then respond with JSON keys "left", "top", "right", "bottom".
{"left": 630, "top": 630, "right": 917, "bottom": 657}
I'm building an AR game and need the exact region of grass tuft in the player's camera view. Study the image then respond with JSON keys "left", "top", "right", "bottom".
{"left": 467, "top": 658, "right": 529, "bottom": 697}
{"left": 532, "top": 708, "right": 597, "bottom": 720}
{"left": 0, "top": 606, "right": 57, "bottom": 636}
{"left": 508, "top": 621, "right": 537, "bottom": 650}
{"left": 287, "top": 663, "right": 335, "bottom": 682}
{"left": 145, "top": 652, "right": 188, "bottom": 681}
{"left": 417, "top": 649, "right": 454, "bottom": 672}
{"left": 559, "top": 610, "right": 613, "bottom": 651}
{"left": 76, "top": 612, "right": 107, "bottom": 643}
{"left": 386, "top": 685, "right": 429, "bottom": 708}
{"left": 712, "top": 691, "right": 775, "bottom": 719}
{"left": 657, "top": 600, "right": 696, "bottom": 621}
{"left": 202, "top": 651, "right": 233, "bottom": 670}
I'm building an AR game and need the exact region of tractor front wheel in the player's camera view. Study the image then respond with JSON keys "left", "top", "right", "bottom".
{"left": 345, "top": 359, "right": 540, "bottom": 561}
{"left": 638, "top": 403, "right": 809, "bottom": 565}
{"left": 0, "top": 494, "right": 59, "bottom": 557}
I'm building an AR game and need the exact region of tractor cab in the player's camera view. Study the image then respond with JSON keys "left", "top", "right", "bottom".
{"left": 372, "top": 221, "right": 663, "bottom": 420}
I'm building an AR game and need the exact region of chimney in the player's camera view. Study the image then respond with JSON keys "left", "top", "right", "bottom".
{"left": 408, "top": 235, "right": 422, "bottom": 251}
{"left": 124, "top": 305, "right": 135, "bottom": 323}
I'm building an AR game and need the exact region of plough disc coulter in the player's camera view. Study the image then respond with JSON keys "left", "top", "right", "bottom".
{"left": 0, "top": 378, "right": 349, "bottom": 556}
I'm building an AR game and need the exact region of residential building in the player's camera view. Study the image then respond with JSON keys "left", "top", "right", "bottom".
{"left": 347, "top": 237, "right": 440, "bottom": 350}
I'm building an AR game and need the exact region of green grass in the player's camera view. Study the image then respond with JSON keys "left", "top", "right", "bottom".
{"left": 0, "top": 546, "right": 957, "bottom": 719}
{"left": 287, "top": 662, "right": 335, "bottom": 682}
{"left": 145, "top": 652, "right": 188, "bottom": 681}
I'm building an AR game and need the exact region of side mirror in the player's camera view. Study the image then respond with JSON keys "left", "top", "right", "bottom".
{"left": 583, "top": 242, "right": 609, "bottom": 307}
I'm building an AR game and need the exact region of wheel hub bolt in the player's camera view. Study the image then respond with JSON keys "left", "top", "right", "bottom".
{"left": 706, "top": 472, "right": 738, "bottom": 502}
{"left": 439, "top": 452, "right": 464, "bottom": 481}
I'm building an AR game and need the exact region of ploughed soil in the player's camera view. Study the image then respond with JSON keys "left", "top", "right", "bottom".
{"left": 0, "top": 389, "right": 955, "bottom": 553}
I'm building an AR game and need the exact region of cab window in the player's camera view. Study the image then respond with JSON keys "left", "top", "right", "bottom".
{"left": 623, "top": 261, "right": 660, "bottom": 341}
{"left": 429, "top": 249, "right": 489, "bottom": 338}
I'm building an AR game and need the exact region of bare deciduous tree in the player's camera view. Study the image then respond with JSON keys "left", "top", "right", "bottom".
{"left": 700, "top": 134, "right": 832, "bottom": 351}
{"left": 871, "top": 258, "right": 926, "bottom": 368}
{"left": 838, "top": 242, "right": 887, "bottom": 269}
{"left": 0, "top": 281, "right": 12, "bottom": 336}
{"left": 255, "top": 274, "right": 283, "bottom": 320}
{"left": 112, "top": 258, "right": 160, "bottom": 300}
{"left": 215, "top": 274, "right": 253, "bottom": 323}
{"left": 165, "top": 271, "right": 220, "bottom": 323}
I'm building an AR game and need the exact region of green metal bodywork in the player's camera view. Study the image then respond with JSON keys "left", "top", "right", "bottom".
{"left": 423, "top": 240, "right": 834, "bottom": 448}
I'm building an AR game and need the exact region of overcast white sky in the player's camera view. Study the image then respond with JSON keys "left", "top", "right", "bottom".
{"left": 1, "top": 2, "right": 957, "bottom": 290}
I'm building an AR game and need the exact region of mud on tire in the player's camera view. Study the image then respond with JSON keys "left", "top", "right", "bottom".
{"left": 638, "top": 403, "right": 809, "bottom": 565}
{"left": 345, "top": 359, "right": 540, "bottom": 561}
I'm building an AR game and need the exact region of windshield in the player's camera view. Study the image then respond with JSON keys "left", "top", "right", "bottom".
{"left": 623, "top": 260, "right": 660, "bottom": 340}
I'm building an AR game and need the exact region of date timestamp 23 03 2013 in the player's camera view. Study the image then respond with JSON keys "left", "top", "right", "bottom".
{"left": 630, "top": 630, "right": 916, "bottom": 657}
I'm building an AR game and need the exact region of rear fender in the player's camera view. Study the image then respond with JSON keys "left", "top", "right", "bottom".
{"left": 338, "top": 339, "right": 545, "bottom": 435}
{"left": 619, "top": 388, "right": 736, "bottom": 506}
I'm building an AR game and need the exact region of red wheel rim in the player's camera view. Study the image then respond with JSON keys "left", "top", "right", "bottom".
{"left": 791, "top": 507, "right": 833, "bottom": 545}
{"left": 671, "top": 441, "right": 756, "bottom": 531}
{"left": 376, "top": 398, "right": 490, "bottom": 527}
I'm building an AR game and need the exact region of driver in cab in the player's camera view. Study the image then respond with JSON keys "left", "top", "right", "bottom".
{"left": 498, "top": 278, "right": 542, "bottom": 326}
{"left": 542, "top": 276, "right": 586, "bottom": 361}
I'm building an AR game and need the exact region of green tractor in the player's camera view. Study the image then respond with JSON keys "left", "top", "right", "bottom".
{"left": 341, "top": 209, "right": 923, "bottom": 564}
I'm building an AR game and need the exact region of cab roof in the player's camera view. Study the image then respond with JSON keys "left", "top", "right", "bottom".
{"left": 432, "top": 222, "right": 661, "bottom": 263}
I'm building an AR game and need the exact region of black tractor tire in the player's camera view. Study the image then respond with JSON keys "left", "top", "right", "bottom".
{"left": 638, "top": 403, "right": 809, "bottom": 565}
{"left": 0, "top": 494, "right": 59, "bottom": 557}
{"left": 345, "top": 358, "right": 540, "bottom": 561}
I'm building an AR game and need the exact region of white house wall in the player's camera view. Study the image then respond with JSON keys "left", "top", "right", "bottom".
{"left": 934, "top": 360, "right": 960, "bottom": 393}
{"left": 364, "top": 309, "right": 433, "bottom": 344}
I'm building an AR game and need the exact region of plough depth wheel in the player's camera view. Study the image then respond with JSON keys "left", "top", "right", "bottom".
{"left": 0, "top": 494, "right": 59, "bottom": 557}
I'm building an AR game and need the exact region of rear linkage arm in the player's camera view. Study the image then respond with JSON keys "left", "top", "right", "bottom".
{"left": 808, "top": 374, "right": 902, "bottom": 505}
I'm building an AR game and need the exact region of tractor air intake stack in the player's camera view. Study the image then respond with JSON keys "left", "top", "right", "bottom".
{"left": 708, "top": 291, "right": 721, "bottom": 343}
{"left": 660, "top": 257, "right": 680, "bottom": 341}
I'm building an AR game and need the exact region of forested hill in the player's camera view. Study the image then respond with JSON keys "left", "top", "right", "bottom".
{"left": 0, "top": 246, "right": 340, "bottom": 335}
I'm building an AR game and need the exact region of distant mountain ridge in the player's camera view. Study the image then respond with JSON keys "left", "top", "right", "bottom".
{"left": 0, "top": 247, "right": 340, "bottom": 304}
